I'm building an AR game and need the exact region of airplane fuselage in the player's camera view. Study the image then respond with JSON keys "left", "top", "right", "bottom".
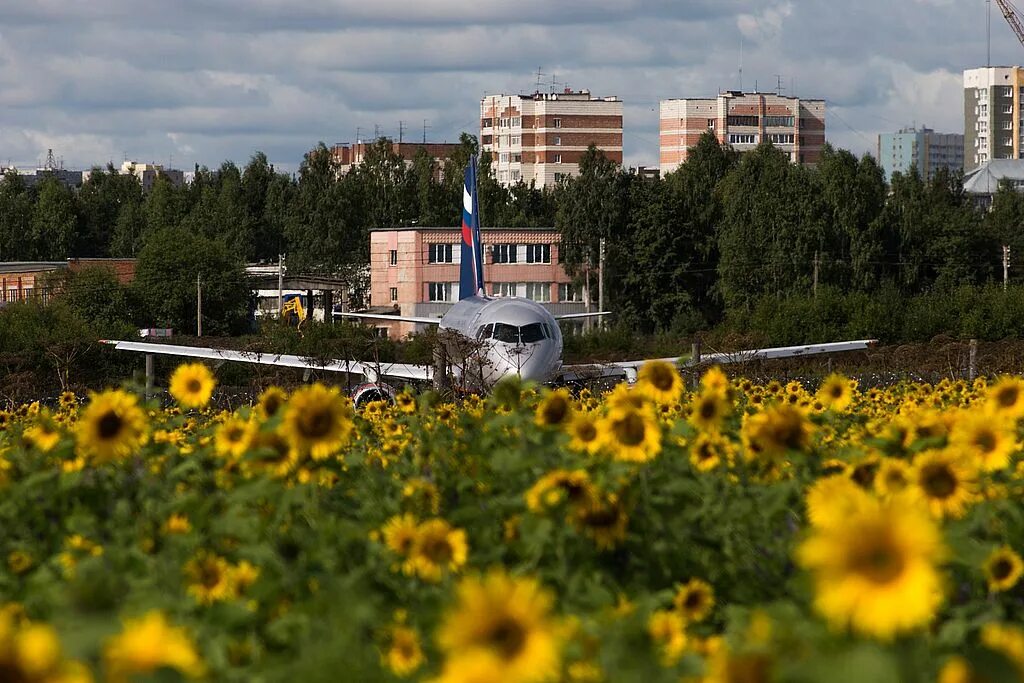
{"left": 438, "top": 295, "right": 563, "bottom": 387}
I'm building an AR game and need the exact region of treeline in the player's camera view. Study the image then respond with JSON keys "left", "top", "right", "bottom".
{"left": 4, "top": 131, "right": 1024, "bottom": 344}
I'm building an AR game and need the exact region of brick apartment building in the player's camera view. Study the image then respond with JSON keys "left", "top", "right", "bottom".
{"left": 368, "top": 226, "right": 587, "bottom": 337}
{"left": 0, "top": 258, "right": 137, "bottom": 305}
{"left": 659, "top": 91, "right": 826, "bottom": 175}
{"left": 963, "top": 66, "right": 1024, "bottom": 171}
{"left": 329, "top": 141, "right": 461, "bottom": 180}
{"left": 480, "top": 90, "right": 623, "bottom": 189}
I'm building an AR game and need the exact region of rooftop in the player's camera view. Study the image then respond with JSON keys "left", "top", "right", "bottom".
{"left": 963, "top": 160, "right": 1024, "bottom": 194}
{"left": 370, "top": 226, "right": 557, "bottom": 233}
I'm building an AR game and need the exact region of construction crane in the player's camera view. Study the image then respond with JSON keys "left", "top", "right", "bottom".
{"left": 996, "top": 0, "right": 1024, "bottom": 48}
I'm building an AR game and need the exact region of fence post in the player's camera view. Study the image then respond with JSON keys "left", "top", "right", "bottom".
{"left": 968, "top": 339, "right": 978, "bottom": 382}
{"left": 145, "top": 354, "right": 154, "bottom": 400}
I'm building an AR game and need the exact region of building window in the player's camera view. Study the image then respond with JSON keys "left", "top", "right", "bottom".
{"left": 553, "top": 117, "right": 562, "bottom": 128}
{"left": 707, "top": 118, "right": 716, "bottom": 129}
{"left": 390, "top": 287, "right": 398, "bottom": 302}
{"left": 525, "top": 244, "right": 551, "bottom": 263}
{"left": 492, "top": 244, "right": 517, "bottom": 264}
{"left": 510, "top": 135, "right": 520, "bottom": 145}
{"left": 481, "top": 118, "right": 492, "bottom": 128}
{"left": 389, "top": 249, "right": 397, "bottom": 266}
{"left": 728, "top": 134, "right": 757, "bottom": 144}
{"left": 512, "top": 153, "right": 522, "bottom": 163}
{"left": 726, "top": 115, "right": 759, "bottom": 127}
{"left": 492, "top": 282, "right": 519, "bottom": 297}
{"left": 558, "top": 283, "right": 583, "bottom": 302}
{"left": 1003, "top": 120, "right": 1014, "bottom": 130}
{"left": 511, "top": 169, "right": 521, "bottom": 181}
{"left": 428, "top": 282, "right": 454, "bottom": 302}
{"left": 980, "top": 104, "right": 989, "bottom": 115}
{"left": 767, "top": 133, "right": 794, "bottom": 144}
{"left": 553, "top": 153, "right": 562, "bottom": 163}
{"left": 375, "top": 327, "right": 389, "bottom": 338}
{"left": 511, "top": 117, "right": 521, "bottom": 127}
{"left": 428, "top": 243, "right": 453, "bottom": 263}
{"left": 1004, "top": 104, "right": 1015, "bottom": 114}
{"left": 554, "top": 172, "right": 569, "bottom": 183}
{"left": 764, "top": 115, "right": 795, "bottom": 127}
{"left": 553, "top": 136, "right": 561, "bottom": 146}
{"left": 526, "top": 282, "right": 551, "bottom": 302}
{"left": 1001, "top": 86, "right": 1013, "bottom": 97}
{"left": 499, "top": 152, "right": 510, "bottom": 163}
{"left": 1003, "top": 137, "right": 1013, "bottom": 147}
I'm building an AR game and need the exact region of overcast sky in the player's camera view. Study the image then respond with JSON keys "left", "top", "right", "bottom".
{"left": 0, "top": 0, "right": 1014, "bottom": 173}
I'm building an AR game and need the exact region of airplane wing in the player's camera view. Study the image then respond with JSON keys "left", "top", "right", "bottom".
{"left": 559, "top": 339, "right": 877, "bottom": 383}
{"left": 553, "top": 311, "right": 612, "bottom": 321}
{"left": 334, "top": 312, "right": 442, "bottom": 325}
{"left": 99, "top": 340, "right": 433, "bottom": 383}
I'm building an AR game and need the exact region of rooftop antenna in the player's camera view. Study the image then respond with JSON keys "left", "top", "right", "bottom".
{"left": 356, "top": 126, "right": 362, "bottom": 143}
{"left": 534, "top": 66, "right": 544, "bottom": 92}
{"left": 988, "top": 0, "right": 993, "bottom": 67}
{"left": 398, "top": 120, "right": 405, "bottom": 144}
{"left": 44, "top": 148, "right": 58, "bottom": 171}
{"left": 739, "top": 35, "right": 744, "bottom": 91}
{"left": 422, "top": 119, "right": 430, "bottom": 144}
{"left": 775, "top": 74, "right": 784, "bottom": 95}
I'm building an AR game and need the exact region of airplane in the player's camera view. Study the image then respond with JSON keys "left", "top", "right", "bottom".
{"left": 102, "top": 156, "right": 876, "bottom": 406}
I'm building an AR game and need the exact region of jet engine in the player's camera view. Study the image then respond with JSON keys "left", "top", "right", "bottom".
{"left": 351, "top": 382, "right": 396, "bottom": 409}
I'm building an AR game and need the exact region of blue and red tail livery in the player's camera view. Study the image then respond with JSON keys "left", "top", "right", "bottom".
{"left": 459, "top": 156, "right": 485, "bottom": 300}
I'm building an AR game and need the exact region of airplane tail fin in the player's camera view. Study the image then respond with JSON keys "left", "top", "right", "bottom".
{"left": 459, "top": 156, "right": 485, "bottom": 300}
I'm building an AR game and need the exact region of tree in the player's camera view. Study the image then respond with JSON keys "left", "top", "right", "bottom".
{"left": 76, "top": 165, "right": 144, "bottom": 257}
{"left": 31, "top": 177, "right": 78, "bottom": 259}
{"left": 143, "top": 174, "right": 184, "bottom": 240}
{"left": 0, "top": 172, "right": 34, "bottom": 261}
{"left": 133, "top": 227, "right": 251, "bottom": 335}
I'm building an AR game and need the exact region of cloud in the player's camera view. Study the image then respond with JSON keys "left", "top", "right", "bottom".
{"left": 0, "top": 1, "right": 1001, "bottom": 171}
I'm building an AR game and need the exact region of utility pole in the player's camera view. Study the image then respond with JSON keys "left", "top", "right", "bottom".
{"left": 813, "top": 251, "right": 820, "bottom": 297}
{"left": 598, "top": 238, "right": 606, "bottom": 328}
{"left": 196, "top": 274, "right": 202, "bottom": 337}
{"left": 422, "top": 119, "right": 430, "bottom": 144}
{"left": 399, "top": 120, "right": 405, "bottom": 144}
{"left": 1003, "top": 244, "right": 1011, "bottom": 290}
{"left": 278, "top": 253, "right": 285, "bottom": 316}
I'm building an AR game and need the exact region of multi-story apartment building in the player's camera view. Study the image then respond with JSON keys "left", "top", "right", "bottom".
{"left": 480, "top": 90, "right": 623, "bottom": 189}
{"left": 659, "top": 91, "right": 826, "bottom": 175}
{"left": 368, "top": 226, "right": 586, "bottom": 337}
{"left": 329, "top": 140, "right": 461, "bottom": 180}
{"left": 114, "top": 161, "right": 184, "bottom": 192}
{"left": 964, "top": 66, "right": 1024, "bottom": 171}
{"left": 877, "top": 127, "right": 964, "bottom": 181}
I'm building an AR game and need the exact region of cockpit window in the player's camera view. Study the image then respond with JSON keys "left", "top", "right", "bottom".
{"left": 519, "top": 323, "right": 546, "bottom": 343}
{"left": 476, "top": 323, "right": 493, "bottom": 340}
{"left": 492, "top": 323, "right": 520, "bottom": 344}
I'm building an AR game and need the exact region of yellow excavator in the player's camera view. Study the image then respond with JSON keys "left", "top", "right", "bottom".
{"left": 281, "top": 295, "right": 307, "bottom": 326}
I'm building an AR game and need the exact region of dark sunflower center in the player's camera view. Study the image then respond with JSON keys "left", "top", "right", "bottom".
{"left": 974, "top": 431, "right": 997, "bottom": 453}
{"left": 992, "top": 558, "right": 1013, "bottom": 580}
{"left": 651, "top": 367, "right": 675, "bottom": 391}
{"left": 851, "top": 463, "right": 877, "bottom": 488}
{"left": 829, "top": 385, "right": 843, "bottom": 399}
{"left": 576, "top": 422, "right": 597, "bottom": 441}
{"left": 774, "top": 418, "right": 806, "bottom": 450}
{"left": 199, "top": 562, "right": 223, "bottom": 588}
{"left": 583, "top": 506, "right": 619, "bottom": 528}
{"left": 683, "top": 591, "right": 704, "bottom": 610}
{"left": 614, "top": 412, "right": 646, "bottom": 447}
{"left": 422, "top": 536, "right": 453, "bottom": 563}
{"left": 851, "top": 542, "right": 905, "bottom": 584}
{"left": 186, "top": 378, "right": 202, "bottom": 394}
{"left": 997, "top": 386, "right": 1019, "bottom": 407}
{"left": 97, "top": 411, "right": 124, "bottom": 439}
{"left": 301, "top": 409, "right": 334, "bottom": 439}
{"left": 921, "top": 464, "right": 956, "bottom": 499}
{"left": 562, "top": 481, "right": 588, "bottom": 501}
{"left": 263, "top": 396, "right": 282, "bottom": 416}
{"left": 487, "top": 616, "right": 527, "bottom": 659}
{"left": 699, "top": 399, "right": 717, "bottom": 421}
{"left": 696, "top": 443, "right": 716, "bottom": 461}
{"left": 542, "top": 398, "right": 569, "bottom": 424}
{"left": 885, "top": 470, "right": 908, "bottom": 489}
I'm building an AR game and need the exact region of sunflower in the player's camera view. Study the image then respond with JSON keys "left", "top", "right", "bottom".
{"left": 0, "top": 411, "right": 9, "bottom": 431}
{"left": 874, "top": 458, "right": 914, "bottom": 499}
{"left": 75, "top": 390, "right": 148, "bottom": 465}
{"left": 395, "top": 391, "right": 417, "bottom": 414}
{"left": 817, "top": 374, "right": 855, "bottom": 412}
{"left": 911, "top": 449, "right": 979, "bottom": 519}
{"left": 637, "top": 360, "right": 684, "bottom": 405}
{"left": 796, "top": 496, "right": 946, "bottom": 639}
{"left": 689, "top": 431, "right": 734, "bottom": 472}
{"left": 600, "top": 408, "right": 661, "bottom": 463}
{"left": 183, "top": 551, "right": 237, "bottom": 605}
{"left": 58, "top": 391, "right": 78, "bottom": 411}
{"left": 169, "top": 363, "right": 216, "bottom": 409}
{"left": 214, "top": 417, "right": 256, "bottom": 460}
{"left": 572, "top": 493, "right": 629, "bottom": 550}
{"left": 23, "top": 412, "right": 61, "bottom": 453}
{"left": 103, "top": 611, "right": 205, "bottom": 683}
{"left": 279, "top": 384, "right": 354, "bottom": 460}
{"left": 986, "top": 376, "right": 1024, "bottom": 419}
{"left": 436, "top": 570, "right": 561, "bottom": 683}
{"left": 163, "top": 514, "right": 192, "bottom": 535}
{"left": 741, "top": 404, "right": 813, "bottom": 463}
{"left": 246, "top": 429, "right": 298, "bottom": 478}
{"left": 605, "top": 383, "right": 652, "bottom": 413}
{"left": 673, "top": 578, "right": 715, "bottom": 622}
{"left": 534, "top": 389, "right": 574, "bottom": 427}
{"left": 984, "top": 546, "right": 1024, "bottom": 593}
{"left": 701, "top": 366, "right": 730, "bottom": 395}
{"left": 647, "top": 609, "right": 687, "bottom": 665}
{"left": 949, "top": 413, "right": 1018, "bottom": 471}
{"left": 256, "top": 387, "right": 288, "bottom": 420}
{"left": 980, "top": 623, "right": 1024, "bottom": 677}
{"left": 403, "top": 479, "right": 442, "bottom": 515}
{"left": 382, "top": 513, "right": 419, "bottom": 564}
{"left": 383, "top": 624, "right": 424, "bottom": 677}
{"left": 525, "top": 469, "right": 596, "bottom": 513}
{"left": 805, "top": 475, "right": 873, "bottom": 530}
{"left": 566, "top": 413, "right": 602, "bottom": 455}
{"left": 688, "top": 390, "right": 730, "bottom": 433}
{"left": 410, "top": 519, "right": 468, "bottom": 582}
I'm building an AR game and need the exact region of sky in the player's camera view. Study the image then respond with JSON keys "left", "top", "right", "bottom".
{"left": 0, "top": 0, "right": 1016, "bottom": 173}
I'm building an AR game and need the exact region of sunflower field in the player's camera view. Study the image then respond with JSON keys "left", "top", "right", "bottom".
{"left": 2, "top": 362, "right": 1024, "bottom": 683}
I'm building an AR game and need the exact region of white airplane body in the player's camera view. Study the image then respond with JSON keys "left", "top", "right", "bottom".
{"left": 102, "top": 156, "right": 876, "bottom": 404}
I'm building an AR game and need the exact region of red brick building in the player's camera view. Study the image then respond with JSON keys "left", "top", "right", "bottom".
{"left": 660, "top": 92, "right": 826, "bottom": 174}
{"left": 0, "top": 258, "right": 137, "bottom": 305}
{"left": 329, "top": 141, "right": 461, "bottom": 180}
{"left": 481, "top": 89, "right": 624, "bottom": 189}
